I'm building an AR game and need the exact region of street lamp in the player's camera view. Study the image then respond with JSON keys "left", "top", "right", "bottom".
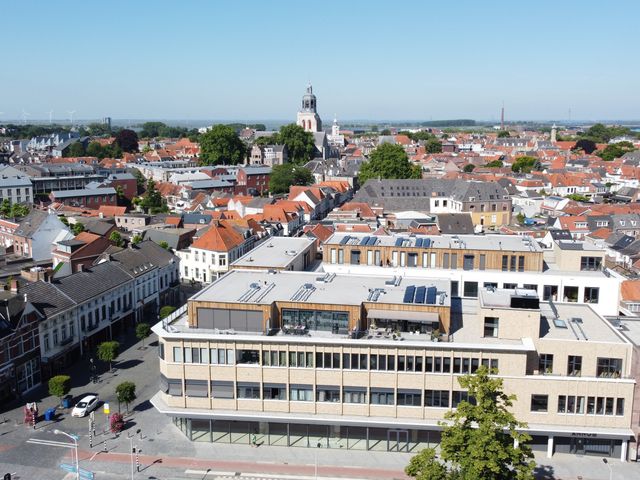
{"left": 602, "top": 458, "right": 612, "bottom": 480}
{"left": 54, "top": 429, "right": 79, "bottom": 480}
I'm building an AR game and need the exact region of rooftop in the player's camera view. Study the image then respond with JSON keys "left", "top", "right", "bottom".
{"left": 232, "top": 237, "right": 316, "bottom": 269}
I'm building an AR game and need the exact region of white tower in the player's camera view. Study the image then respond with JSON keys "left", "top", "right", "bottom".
{"left": 551, "top": 124, "right": 557, "bottom": 143}
{"left": 296, "top": 83, "right": 322, "bottom": 133}
{"left": 332, "top": 115, "right": 340, "bottom": 137}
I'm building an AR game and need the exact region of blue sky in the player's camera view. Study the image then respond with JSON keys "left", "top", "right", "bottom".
{"left": 3, "top": 0, "right": 639, "bottom": 122}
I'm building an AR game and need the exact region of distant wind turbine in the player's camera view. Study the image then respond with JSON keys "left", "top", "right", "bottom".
{"left": 21, "top": 109, "right": 31, "bottom": 125}
{"left": 67, "top": 110, "right": 76, "bottom": 125}
{"left": 48, "top": 110, "right": 54, "bottom": 125}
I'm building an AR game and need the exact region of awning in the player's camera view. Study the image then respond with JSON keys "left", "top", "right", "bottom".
{"left": 366, "top": 309, "right": 439, "bottom": 323}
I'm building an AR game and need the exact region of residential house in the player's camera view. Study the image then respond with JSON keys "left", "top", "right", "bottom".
{"left": 0, "top": 165, "right": 33, "bottom": 205}
{"left": 10, "top": 210, "right": 72, "bottom": 260}
{"left": 49, "top": 187, "right": 118, "bottom": 208}
{"left": 236, "top": 166, "right": 271, "bottom": 195}
{"left": 250, "top": 145, "right": 288, "bottom": 166}
{"left": 51, "top": 232, "right": 113, "bottom": 277}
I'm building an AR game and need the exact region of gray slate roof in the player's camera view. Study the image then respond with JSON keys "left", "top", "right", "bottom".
{"left": 22, "top": 281, "right": 76, "bottom": 318}
{"left": 54, "top": 262, "right": 133, "bottom": 304}
{"left": 51, "top": 187, "right": 116, "bottom": 198}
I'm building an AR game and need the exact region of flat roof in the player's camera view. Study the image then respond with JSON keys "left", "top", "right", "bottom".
{"left": 232, "top": 237, "right": 316, "bottom": 269}
{"left": 539, "top": 302, "right": 628, "bottom": 344}
{"left": 325, "top": 232, "right": 543, "bottom": 253}
{"left": 191, "top": 269, "right": 451, "bottom": 307}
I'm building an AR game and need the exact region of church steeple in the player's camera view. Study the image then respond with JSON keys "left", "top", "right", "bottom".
{"left": 301, "top": 83, "right": 317, "bottom": 113}
{"left": 297, "top": 83, "right": 322, "bottom": 132}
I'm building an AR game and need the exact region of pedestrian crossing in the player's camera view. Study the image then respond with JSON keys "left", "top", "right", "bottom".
{"left": 184, "top": 471, "right": 364, "bottom": 480}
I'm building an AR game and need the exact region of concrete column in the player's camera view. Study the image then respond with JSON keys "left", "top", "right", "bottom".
{"left": 547, "top": 435, "right": 554, "bottom": 458}
{"left": 621, "top": 439, "right": 628, "bottom": 462}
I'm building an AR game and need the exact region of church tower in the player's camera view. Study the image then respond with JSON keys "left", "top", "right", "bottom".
{"left": 296, "top": 83, "right": 322, "bottom": 133}
{"left": 551, "top": 123, "right": 557, "bottom": 143}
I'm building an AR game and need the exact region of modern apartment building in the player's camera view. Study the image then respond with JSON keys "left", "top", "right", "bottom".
{"left": 152, "top": 268, "right": 636, "bottom": 461}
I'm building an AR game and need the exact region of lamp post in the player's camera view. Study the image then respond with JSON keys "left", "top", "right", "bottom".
{"left": 602, "top": 458, "right": 612, "bottom": 480}
{"left": 54, "top": 429, "right": 79, "bottom": 480}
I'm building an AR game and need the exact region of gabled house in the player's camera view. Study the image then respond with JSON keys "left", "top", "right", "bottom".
{"left": 12, "top": 210, "right": 72, "bottom": 260}
{"left": 52, "top": 231, "right": 113, "bottom": 277}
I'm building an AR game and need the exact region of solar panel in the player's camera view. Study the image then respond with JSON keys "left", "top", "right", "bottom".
{"left": 367, "top": 237, "right": 378, "bottom": 246}
{"left": 339, "top": 236, "right": 350, "bottom": 245}
{"left": 414, "top": 286, "right": 426, "bottom": 304}
{"left": 422, "top": 239, "right": 431, "bottom": 248}
{"left": 360, "top": 236, "right": 370, "bottom": 246}
{"left": 415, "top": 238, "right": 423, "bottom": 248}
{"left": 395, "top": 238, "right": 404, "bottom": 247}
{"left": 425, "top": 287, "right": 437, "bottom": 305}
{"left": 403, "top": 285, "right": 416, "bottom": 303}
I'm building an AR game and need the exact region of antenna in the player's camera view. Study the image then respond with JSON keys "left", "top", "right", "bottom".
{"left": 67, "top": 110, "right": 76, "bottom": 125}
{"left": 500, "top": 101, "right": 504, "bottom": 130}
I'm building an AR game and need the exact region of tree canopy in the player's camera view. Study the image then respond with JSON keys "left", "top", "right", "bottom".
{"left": 572, "top": 139, "right": 597, "bottom": 154}
{"left": 425, "top": 138, "right": 442, "bottom": 153}
{"left": 358, "top": 143, "right": 422, "bottom": 184}
{"left": 463, "top": 164, "right": 475, "bottom": 172}
{"left": 109, "top": 231, "right": 124, "bottom": 247}
{"left": 269, "top": 164, "right": 314, "bottom": 194}
{"left": 484, "top": 159, "right": 504, "bottom": 168}
{"left": 115, "top": 381, "right": 137, "bottom": 413}
{"left": 85, "top": 141, "right": 122, "bottom": 159}
{"left": 138, "top": 179, "right": 167, "bottom": 214}
{"left": 199, "top": 124, "right": 247, "bottom": 165}
{"left": 0, "top": 199, "right": 29, "bottom": 219}
{"left": 257, "top": 124, "right": 316, "bottom": 165}
{"left": 596, "top": 141, "right": 636, "bottom": 161}
{"left": 405, "top": 367, "right": 535, "bottom": 480}
{"left": 136, "top": 323, "right": 151, "bottom": 347}
{"left": 48, "top": 375, "right": 71, "bottom": 403}
{"left": 580, "top": 123, "right": 632, "bottom": 143}
{"left": 97, "top": 341, "right": 120, "bottom": 371}
{"left": 497, "top": 130, "right": 511, "bottom": 138}
{"left": 115, "top": 129, "right": 139, "bottom": 152}
{"left": 511, "top": 156, "right": 540, "bottom": 173}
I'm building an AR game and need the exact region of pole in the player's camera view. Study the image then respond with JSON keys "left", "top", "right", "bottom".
{"left": 88, "top": 419, "right": 93, "bottom": 448}
{"left": 135, "top": 447, "right": 140, "bottom": 472}
{"left": 129, "top": 437, "right": 134, "bottom": 480}
{"left": 74, "top": 437, "right": 79, "bottom": 480}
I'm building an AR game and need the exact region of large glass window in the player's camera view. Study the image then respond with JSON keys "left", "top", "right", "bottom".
{"left": 452, "top": 391, "right": 475, "bottom": 408}
{"left": 483, "top": 317, "right": 499, "bottom": 337}
{"left": 530, "top": 394, "right": 548, "bottom": 412}
{"left": 584, "top": 287, "right": 599, "bottom": 304}
{"left": 211, "top": 380, "right": 234, "bottom": 399}
{"left": 597, "top": 358, "right": 622, "bottom": 377}
{"left": 343, "top": 387, "right": 366, "bottom": 404}
{"left": 281, "top": 309, "right": 349, "bottom": 333}
{"left": 580, "top": 256, "right": 602, "bottom": 271}
{"left": 185, "top": 379, "right": 208, "bottom": 398}
{"left": 568, "top": 355, "right": 582, "bottom": 376}
{"left": 463, "top": 281, "right": 478, "bottom": 298}
{"left": 290, "top": 385, "right": 313, "bottom": 401}
{"left": 397, "top": 389, "right": 421, "bottom": 406}
{"left": 543, "top": 285, "right": 558, "bottom": 301}
{"left": 425, "top": 390, "right": 449, "bottom": 407}
{"left": 263, "top": 384, "right": 286, "bottom": 400}
{"left": 237, "top": 382, "right": 260, "bottom": 399}
{"left": 463, "top": 255, "right": 474, "bottom": 271}
{"left": 563, "top": 286, "right": 579, "bottom": 303}
{"left": 236, "top": 349, "right": 260, "bottom": 364}
{"left": 316, "top": 386, "right": 340, "bottom": 402}
{"left": 370, "top": 389, "right": 394, "bottom": 405}
{"left": 539, "top": 354, "right": 554, "bottom": 374}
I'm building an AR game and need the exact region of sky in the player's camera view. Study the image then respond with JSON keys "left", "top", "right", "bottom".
{"left": 2, "top": 0, "right": 640, "bottom": 122}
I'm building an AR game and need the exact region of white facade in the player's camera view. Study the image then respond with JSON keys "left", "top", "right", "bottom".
{"left": 177, "top": 238, "right": 255, "bottom": 283}
{"left": 0, "top": 165, "right": 33, "bottom": 205}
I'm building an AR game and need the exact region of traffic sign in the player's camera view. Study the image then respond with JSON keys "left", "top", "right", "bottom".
{"left": 79, "top": 468, "right": 94, "bottom": 480}
{"left": 103, "top": 403, "right": 110, "bottom": 414}
{"left": 59, "top": 463, "right": 75, "bottom": 473}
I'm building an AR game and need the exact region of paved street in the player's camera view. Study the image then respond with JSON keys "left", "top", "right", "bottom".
{"left": 1, "top": 331, "right": 639, "bottom": 480}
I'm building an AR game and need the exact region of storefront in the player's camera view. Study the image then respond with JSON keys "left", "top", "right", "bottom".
{"left": 526, "top": 430, "right": 632, "bottom": 461}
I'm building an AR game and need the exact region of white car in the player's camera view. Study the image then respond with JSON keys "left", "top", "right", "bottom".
{"left": 71, "top": 395, "right": 99, "bottom": 417}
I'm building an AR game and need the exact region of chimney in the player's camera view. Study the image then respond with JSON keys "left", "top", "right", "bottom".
{"left": 10, "top": 279, "right": 19, "bottom": 293}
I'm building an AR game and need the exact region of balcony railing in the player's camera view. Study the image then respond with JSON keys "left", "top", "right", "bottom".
{"left": 59, "top": 336, "right": 74, "bottom": 346}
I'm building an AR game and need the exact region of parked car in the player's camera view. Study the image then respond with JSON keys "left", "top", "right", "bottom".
{"left": 71, "top": 395, "right": 99, "bottom": 417}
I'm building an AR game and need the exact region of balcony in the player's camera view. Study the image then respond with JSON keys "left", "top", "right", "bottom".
{"left": 86, "top": 323, "right": 98, "bottom": 332}
{"left": 59, "top": 336, "right": 74, "bottom": 347}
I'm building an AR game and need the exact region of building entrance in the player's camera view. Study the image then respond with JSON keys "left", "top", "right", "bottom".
{"left": 387, "top": 429, "right": 409, "bottom": 452}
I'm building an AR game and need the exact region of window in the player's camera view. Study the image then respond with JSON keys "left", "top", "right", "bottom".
{"left": 370, "top": 388, "right": 394, "bottom": 405}
{"left": 263, "top": 384, "right": 286, "bottom": 400}
{"left": 442, "top": 253, "right": 450, "bottom": 269}
{"left": 210, "top": 348, "right": 235, "bottom": 365}
{"left": 539, "top": 354, "right": 553, "bottom": 374}
{"left": 463, "top": 255, "right": 474, "bottom": 271}
{"left": 158, "top": 342, "right": 164, "bottom": 360}
{"left": 518, "top": 255, "right": 525, "bottom": 272}
{"left": 236, "top": 349, "right": 260, "bottom": 364}
{"left": 185, "top": 379, "right": 208, "bottom": 397}
{"left": 580, "top": 256, "right": 601, "bottom": 271}
{"left": 450, "top": 253, "right": 457, "bottom": 270}
{"left": 543, "top": 285, "right": 558, "bottom": 301}
{"left": 237, "top": 382, "right": 260, "bottom": 399}
{"left": 503, "top": 283, "right": 517, "bottom": 290}
{"left": 563, "top": 286, "right": 579, "bottom": 302}
{"left": 211, "top": 380, "right": 234, "bottom": 399}
{"left": 509, "top": 255, "right": 516, "bottom": 272}
{"left": 452, "top": 391, "right": 475, "bottom": 408}
{"left": 530, "top": 394, "right": 548, "bottom": 412}
{"left": 397, "top": 389, "right": 422, "bottom": 406}
{"left": 558, "top": 395, "right": 585, "bottom": 414}
{"left": 316, "top": 386, "right": 340, "bottom": 402}
{"left": 350, "top": 250, "right": 361, "bottom": 265}
{"left": 43, "top": 333, "right": 50, "bottom": 352}
{"left": 219, "top": 255, "right": 226, "bottom": 267}
{"left": 501, "top": 255, "right": 508, "bottom": 271}
{"left": 523, "top": 284, "right": 538, "bottom": 292}
{"left": 463, "top": 281, "right": 478, "bottom": 298}
{"left": 567, "top": 355, "right": 582, "bottom": 376}
{"left": 483, "top": 317, "right": 499, "bottom": 337}
{"left": 172, "top": 346, "right": 183, "bottom": 363}
{"left": 425, "top": 390, "right": 449, "bottom": 407}
{"left": 450, "top": 281, "right": 459, "bottom": 297}
{"left": 168, "top": 379, "right": 182, "bottom": 396}
{"left": 343, "top": 387, "right": 366, "bottom": 404}
{"left": 479, "top": 254, "right": 486, "bottom": 270}
{"left": 584, "top": 287, "right": 599, "bottom": 304}
{"left": 616, "top": 398, "right": 625, "bottom": 416}
{"left": 330, "top": 249, "right": 337, "bottom": 264}
{"left": 290, "top": 385, "right": 313, "bottom": 401}
{"left": 597, "top": 357, "right": 622, "bottom": 377}
{"left": 408, "top": 253, "right": 418, "bottom": 267}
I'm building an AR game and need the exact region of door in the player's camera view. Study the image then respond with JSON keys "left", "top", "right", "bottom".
{"left": 387, "top": 429, "right": 409, "bottom": 452}
{"left": 572, "top": 438, "right": 585, "bottom": 455}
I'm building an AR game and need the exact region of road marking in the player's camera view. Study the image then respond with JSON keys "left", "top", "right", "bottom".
{"left": 26, "top": 438, "right": 75, "bottom": 448}
{"left": 184, "top": 471, "right": 365, "bottom": 480}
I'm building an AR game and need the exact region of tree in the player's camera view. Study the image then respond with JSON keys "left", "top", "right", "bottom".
{"left": 115, "top": 185, "right": 125, "bottom": 198}
{"left": 358, "top": 143, "right": 422, "bottom": 184}
{"left": 582, "top": 123, "right": 631, "bottom": 143}
{"left": 409, "top": 131, "right": 435, "bottom": 142}
{"left": 0, "top": 199, "right": 11, "bottom": 217}
{"left": 131, "top": 234, "right": 142, "bottom": 245}
{"left": 406, "top": 366, "right": 535, "bottom": 480}
{"left": 380, "top": 128, "right": 392, "bottom": 136}
{"left": 71, "top": 222, "right": 85, "bottom": 235}
{"left": 48, "top": 375, "right": 71, "bottom": 406}
{"left": 158, "top": 240, "right": 169, "bottom": 250}
{"left": 405, "top": 447, "right": 449, "bottom": 480}
{"left": 269, "top": 164, "right": 314, "bottom": 194}
{"left": 65, "top": 142, "right": 85, "bottom": 157}
{"left": 97, "top": 341, "right": 120, "bottom": 371}
{"left": 115, "top": 129, "right": 139, "bottom": 153}
{"left": 131, "top": 168, "right": 146, "bottom": 193}
{"left": 136, "top": 323, "right": 151, "bottom": 347}
{"left": 425, "top": 139, "right": 442, "bottom": 153}
{"left": 276, "top": 124, "right": 315, "bottom": 164}
{"left": 109, "top": 231, "right": 124, "bottom": 247}
{"left": 199, "top": 124, "right": 246, "bottom": 165}
{"left": 463, "top": 164, "right": 475, "bottom": 173}
{"left": 484, "top": 159, "right": 504, "bottom": 168}
{"left": 511, "top": 156, "right": 539, "bottom": 173}
{"left": 516, "top": 212, "right": 526, "bottom": 225}
{"left": 597, "top": 141, "right": 636, "bottom": 161}
{"left": 566, "top": 193, "right": 589, "bottom": 202}
{"left": 109, "top": 412, "right": 125, "bottom": 434}
{"left": 497, "top": 130, "right": 511, "bottom": 138}
{"left": 115, "top": 381, "right": 137, "bottom": 413}
{"left": 139, "top": 179, "right": 167, "bottom": 214}
{"left": 159, "top": 305, "right": 176, "bottom": 319}
{"left": 86, "top": 141, "right": 106, "bottom": 159}
{"left": 572, "top": 139, "right": 597, "bottom": 154}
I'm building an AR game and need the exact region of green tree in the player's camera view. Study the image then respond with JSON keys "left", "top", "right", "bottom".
{"left": 131, "top": 234, "right": 142, "bottom": 245}
{"left": 380, "top": 128, "right": 392, "bottom": 136}
{"left": 516, "top": 212, "right": 526, "bottom": 225}
{"left": 269, "top": 164, "right": 314, "bottom": 194}
{"left": 405, "top": 448, "right": 449, "bottom": 480}
{"left": 139, "top": 179, "right": 167, "bottom": 213}
{"left": 425, "top": 139, "right": 442, "bottom": 153}
{"left": 199, "top": 124, "right": 246, "bottom": 165}
{"left": 159, "top": 240, "right": 169, "bottom": 250}
{"left": 86, "top": 141, "right": 106, "bottom": 159}
{"left": 115, "top": 185, "right": 125, "bottom": 198}
{"left": 115, "top": 129, "right": 139, "bottom": 152}
{"left": 115, "top": 381, "right": 137, "bottom": 413}
{"left": 409, "top": 131, "right": 436, "bottom": 142}
{"left": 463, "top": 164, "right": 475, "bottom": 173}
{"left": 511, "top": 156, "right": 540, "bottom": 173}
{"left": 0, "top": 199, "right": 11, "bottom": 217}
{"left": 413, "top": 366, "right": 534, "bottom": 480}
{"left": 358, "top": 143, "right": 422, "bottom": 184}
{"left": 109, "top": 231, "right": 124, "bottom": 247}
{"left": 71, "top": 222, "right": 85, "bottom": 235}
{"left": 136, "top": 323, "right": 151, "bottom": 348}
{"left": 497, "top": 130, "right": 511, "bottom": 138}
{"left": 484, "top": 159, "right": 504, "bottom": 168}
{"left": 572, "top": 139, "right": 597, "bottom": 154}
{"left": 276, "top": 124, "right": 315, "bottom": 164}
{"left": 131, "top": 169, "right": 146, "bottom": 193}
{"left": 97, "top": 341, "right": 120, "bottom": 371}
{"left": 65, "top": 142, "right": 86, "bottom": 157}
{"left": 582, "top": 123, "right": 631, "bottom": 143}
{"left": 159, "top": 305, "right": 176, "bottom": 319}
{"left": 48, "top": 375, "right": 71, "bottom": 406}
{"left": 566, "top": 193, "right": 589, "bottom": 202}
{"left": 596, "top": 141, "right": 636, "bottom": 161}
